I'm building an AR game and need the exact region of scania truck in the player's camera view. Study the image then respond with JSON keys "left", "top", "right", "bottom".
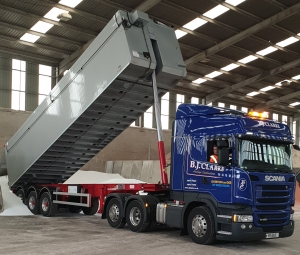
{"left": 0, "top": 10, "right": 295, "bottom": 245}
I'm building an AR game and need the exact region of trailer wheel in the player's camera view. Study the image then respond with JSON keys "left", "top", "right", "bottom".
{"left": 69, "top": 206, "right": 82, "bottom": 213}
{"left": 106, "top": 198, "right": 126, "bottom": 228}
{"left": 126, "top": 200, "right": 150, "bottom": 232}
{"left": 27, "top": 191, "right": 40, "bottom": 215}
{"left": 40, "top": 192, "right": 58, "bottom": 217}
{"left": 16, "top": 189, "right": 26, "bottom": 204}
{"left": 187, "top": 206, "right": 216, "bottom": 245}
{"left": 82, "top": 198, "right": 99, "bottom": 215}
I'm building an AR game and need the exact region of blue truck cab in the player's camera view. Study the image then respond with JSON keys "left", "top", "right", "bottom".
{"left": 170, "top": 104, "right": 295, "bottom": 243}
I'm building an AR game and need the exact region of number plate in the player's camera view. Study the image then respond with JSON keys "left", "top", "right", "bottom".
{"left": 266, "top": 233, "right": 279, "bottom": 239}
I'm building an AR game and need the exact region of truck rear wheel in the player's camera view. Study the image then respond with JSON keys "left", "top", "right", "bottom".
{"left": 82, "top": 198, "right": 99, "bottom": 215}
{"left": 125, "top": 200, "right": 150, "bottom": 232}
{"left": 40, "top": 192, "right": 57, "bottom": 217}
{"left": 16, "top": 189, "right": 25, "bottom": 204}
{"left": 187, "top": 206, "right": 216, "bottom": 245}
{"left": 27, "top": 191, "right": 40, "bottom": 215}
{"left": 106, "top": 198, "right": 126, "bottom": 228}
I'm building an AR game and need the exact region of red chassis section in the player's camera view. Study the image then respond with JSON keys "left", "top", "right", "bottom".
{"left": 35, "top": 183, "right": 169, "bottom": 214}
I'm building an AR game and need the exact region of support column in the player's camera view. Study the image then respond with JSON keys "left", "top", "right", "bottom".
{"left": 0, "top": 57, "right": 12, "bottom": 108}
{"left": 25, "top": 62, "right": 39, "bottom": 111}
{"left": 169, "top": 92, "right": 177, "bottom": 129}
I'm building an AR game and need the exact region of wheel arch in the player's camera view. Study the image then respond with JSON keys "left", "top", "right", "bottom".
{"left": 26, "top": 186, "right": 39, "bottom": 198}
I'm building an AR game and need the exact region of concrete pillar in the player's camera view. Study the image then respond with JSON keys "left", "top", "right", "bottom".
{"left": 25, "top": 62, "right": 39, "bottom": 111}
{"left": 296, "top": 120, "right": 300, "bottom": 146}
{"left": 169, "top": 92, "right": 176, "bottom": 129}
{"left": 0, "top": 57, "right": 12, "bottom": 108}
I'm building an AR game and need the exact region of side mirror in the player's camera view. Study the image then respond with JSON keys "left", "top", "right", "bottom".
{"left": 218, "top": 147, "right": 229, "bottom": 166}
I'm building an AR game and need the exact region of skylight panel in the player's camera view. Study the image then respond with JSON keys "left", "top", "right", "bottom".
{"left": 238, "top": 55, "right": 258, "bottom": 64}
{"left": 175, "top": 30, "right": 187, "bottom": 39}
{"left": 247, "top": 91, "right": 260, "bottom": 97}
{"left": 256, "top": 46, "right": 277, "bottom": 56}
{"left": 292, "top": 74, "right": 300, "bottom": 80}
{"left": 276, "top": 37, "right": 299, "bottom": 47}
{"left": 275, "top": 80, "right": 291, "bottom": 86}
{"left": 59, "top": 0, "right": 83, "bottom": 8}
{"left": 221, "top": 63, "right": 240, "bottom": 71}
{"left": 44, "top": 7, "right": 68, "bottom": 21}
{"left": 225, "top": 0, "right": 246, "bottom": 6}
{"left": 20, "top": 33, "right": 40, "bottom": 43}
{"left": 203, "top": 5, "right": 229, "bottom": 19}
{"left": 260, "top": 86, "right": 274, "bottom": 92}
{"left": 183, "top": 18, "right": 207, "bottom": 30}
{"left": 31, "top": 21, "right": 54, "bottom": 34}
{"left": 205, "top": 71, "right": 222, "bottom": 78}
{"left": 290, "top": 102, "right": 300, "bottom": 106}
{"left": 193, "top": 78, "right": 207, "bottom": 84}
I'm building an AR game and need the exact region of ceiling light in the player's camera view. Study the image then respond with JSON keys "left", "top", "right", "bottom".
{"left": 31, "top": 21, "right": 54, "bottom": 34}
{"left": 292, "top": 74, "right": 300, "bottom": 80}
{"left": 256, "top": 46, "right": 277, "bottom": 56}
{"left": 20, "top": 33, "right": 40, "bottom": 43}
{"left": 203, "top": 5, "right": 229, "bottom": 19}
{"left": 59, "top": 0, "right": 83, "bottom": 8}
{"left": 183, "top": 18, "right": 207, "bottom": 30}
{"left": 175, "top": 30, "right": 187, "bottom": 39}
{"left": 276, "top": 37, "right": 299, "bottom": 47}
{"left": 238, "top": 55, "right": 258, "bottom": 64}
{"left": 225, "top": 0, "right": 246, "bottom": 6}
{"left": 193, "top": 78, "right": 207, "bottom": 84}
{"left": 57, "top": 12, "right": 72, "bottom": 21}
{"left": 44, "top": 7, "right": 68, "bottom": 21}
{"left": 260, "top": 86, "right": 274, "bottom": 92}
{"left": 247, "top": 91, "right": 260, "bottom": 97}
{"left": 205, "top": 71, "right": 222, "bottom": 78}
{"left": 290, "top": 102, "right": 300, "bottom": 106}
{"left": 221, "top": 63, "right": 240, "bottom": 71}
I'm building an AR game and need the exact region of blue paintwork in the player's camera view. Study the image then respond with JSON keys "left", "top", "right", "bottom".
{"left": 171, "top": 104, "right": 295, "bottom": 227}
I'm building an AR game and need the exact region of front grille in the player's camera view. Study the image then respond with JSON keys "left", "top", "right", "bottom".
{"left": 253, "top": 184, "right": 291, "bottom": 227}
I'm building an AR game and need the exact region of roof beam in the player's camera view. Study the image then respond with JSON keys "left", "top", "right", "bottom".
{"left": 184, "top": 2, "right": 300, "bottom": 66}
{"left": 36, "top": 0, "right": 109, "bottom": 24}
{"left": 205, "top": 58, "right": 300, "bottom": 104}
{"left": 254, "top": 90, "right": 300, "bottom": 111}
{"left": 0, "top": 34, "right": 71, "bottom": 55}
{"left": 0, "top": 46, "right": 59, "bottom": 66}
{"left": 0, "top": 4, "right": 97, "bottom": 36}
{"left": 0, "top": 21, "right": 82, "bottom": 48}
{"left": 136, "top": 0, "right": 162, "bottom": 12}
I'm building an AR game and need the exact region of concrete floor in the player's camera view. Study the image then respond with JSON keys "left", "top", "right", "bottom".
{"left": 0, "top": 211, "right": 299, "bottom": 255}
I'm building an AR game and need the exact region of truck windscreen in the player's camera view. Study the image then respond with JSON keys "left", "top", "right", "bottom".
{"left": 238, "top": 139, "right": 292, "bottom": 172}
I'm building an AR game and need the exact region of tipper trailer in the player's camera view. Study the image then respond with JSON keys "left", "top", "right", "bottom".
{"left": 0, "top": 10, "right": 296, "bottom": 245}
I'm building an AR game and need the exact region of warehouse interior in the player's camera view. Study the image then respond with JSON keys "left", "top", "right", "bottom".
{"left": 1, "top": 0, "right": 300, "bottom": 252}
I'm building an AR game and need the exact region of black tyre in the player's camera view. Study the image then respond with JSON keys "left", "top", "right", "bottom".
{"left": 40, "top": 192, "right": 58, "bottom": 217}
{"left": 187, "top": 206, "right": 216, "bottom": 245}
{"left": 27, "top": 191, "right": 40, "bottom": 215}
{"left": 106, "top": 198, "right": 126, "bottom": 228}
{"left": 69, "top": 206, "right": 82, "bottom": 213}
{"left": 125, "top": 200, "right": 150, "bottom": 232}
{"left": 82, "top": 198, "right": 99, "bottom": 215}
{"left": 16, "top": 189, "right": 26, "bottom": 204}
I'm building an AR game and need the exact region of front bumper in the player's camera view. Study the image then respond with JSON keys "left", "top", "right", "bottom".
{"left": 216, "top": 220, "right": 294, "bottom": 241}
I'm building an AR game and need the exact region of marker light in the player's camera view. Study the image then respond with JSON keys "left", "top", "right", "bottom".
{"left": 248, "top": 111, "right": 268, "bottom": 119}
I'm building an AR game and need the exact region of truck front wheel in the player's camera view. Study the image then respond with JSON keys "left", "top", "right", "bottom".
{"left": 106, "top": 198, "right": 126, "bottom": 228}
{"left": 40, "top": 192, "right": 57, "bottom": 217}
{"left": 125, "top": 200, "right": 150, "bottom": 232}
{"left": 187, "top": 206, "right": 216, "bottom": 245}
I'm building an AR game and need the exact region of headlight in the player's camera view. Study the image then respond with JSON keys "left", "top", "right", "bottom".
{"left": 232, "top": 214, "right": 253, "bottom": 222}
{"left": 290, "top": 214, "right": 293, "bottom": 221}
